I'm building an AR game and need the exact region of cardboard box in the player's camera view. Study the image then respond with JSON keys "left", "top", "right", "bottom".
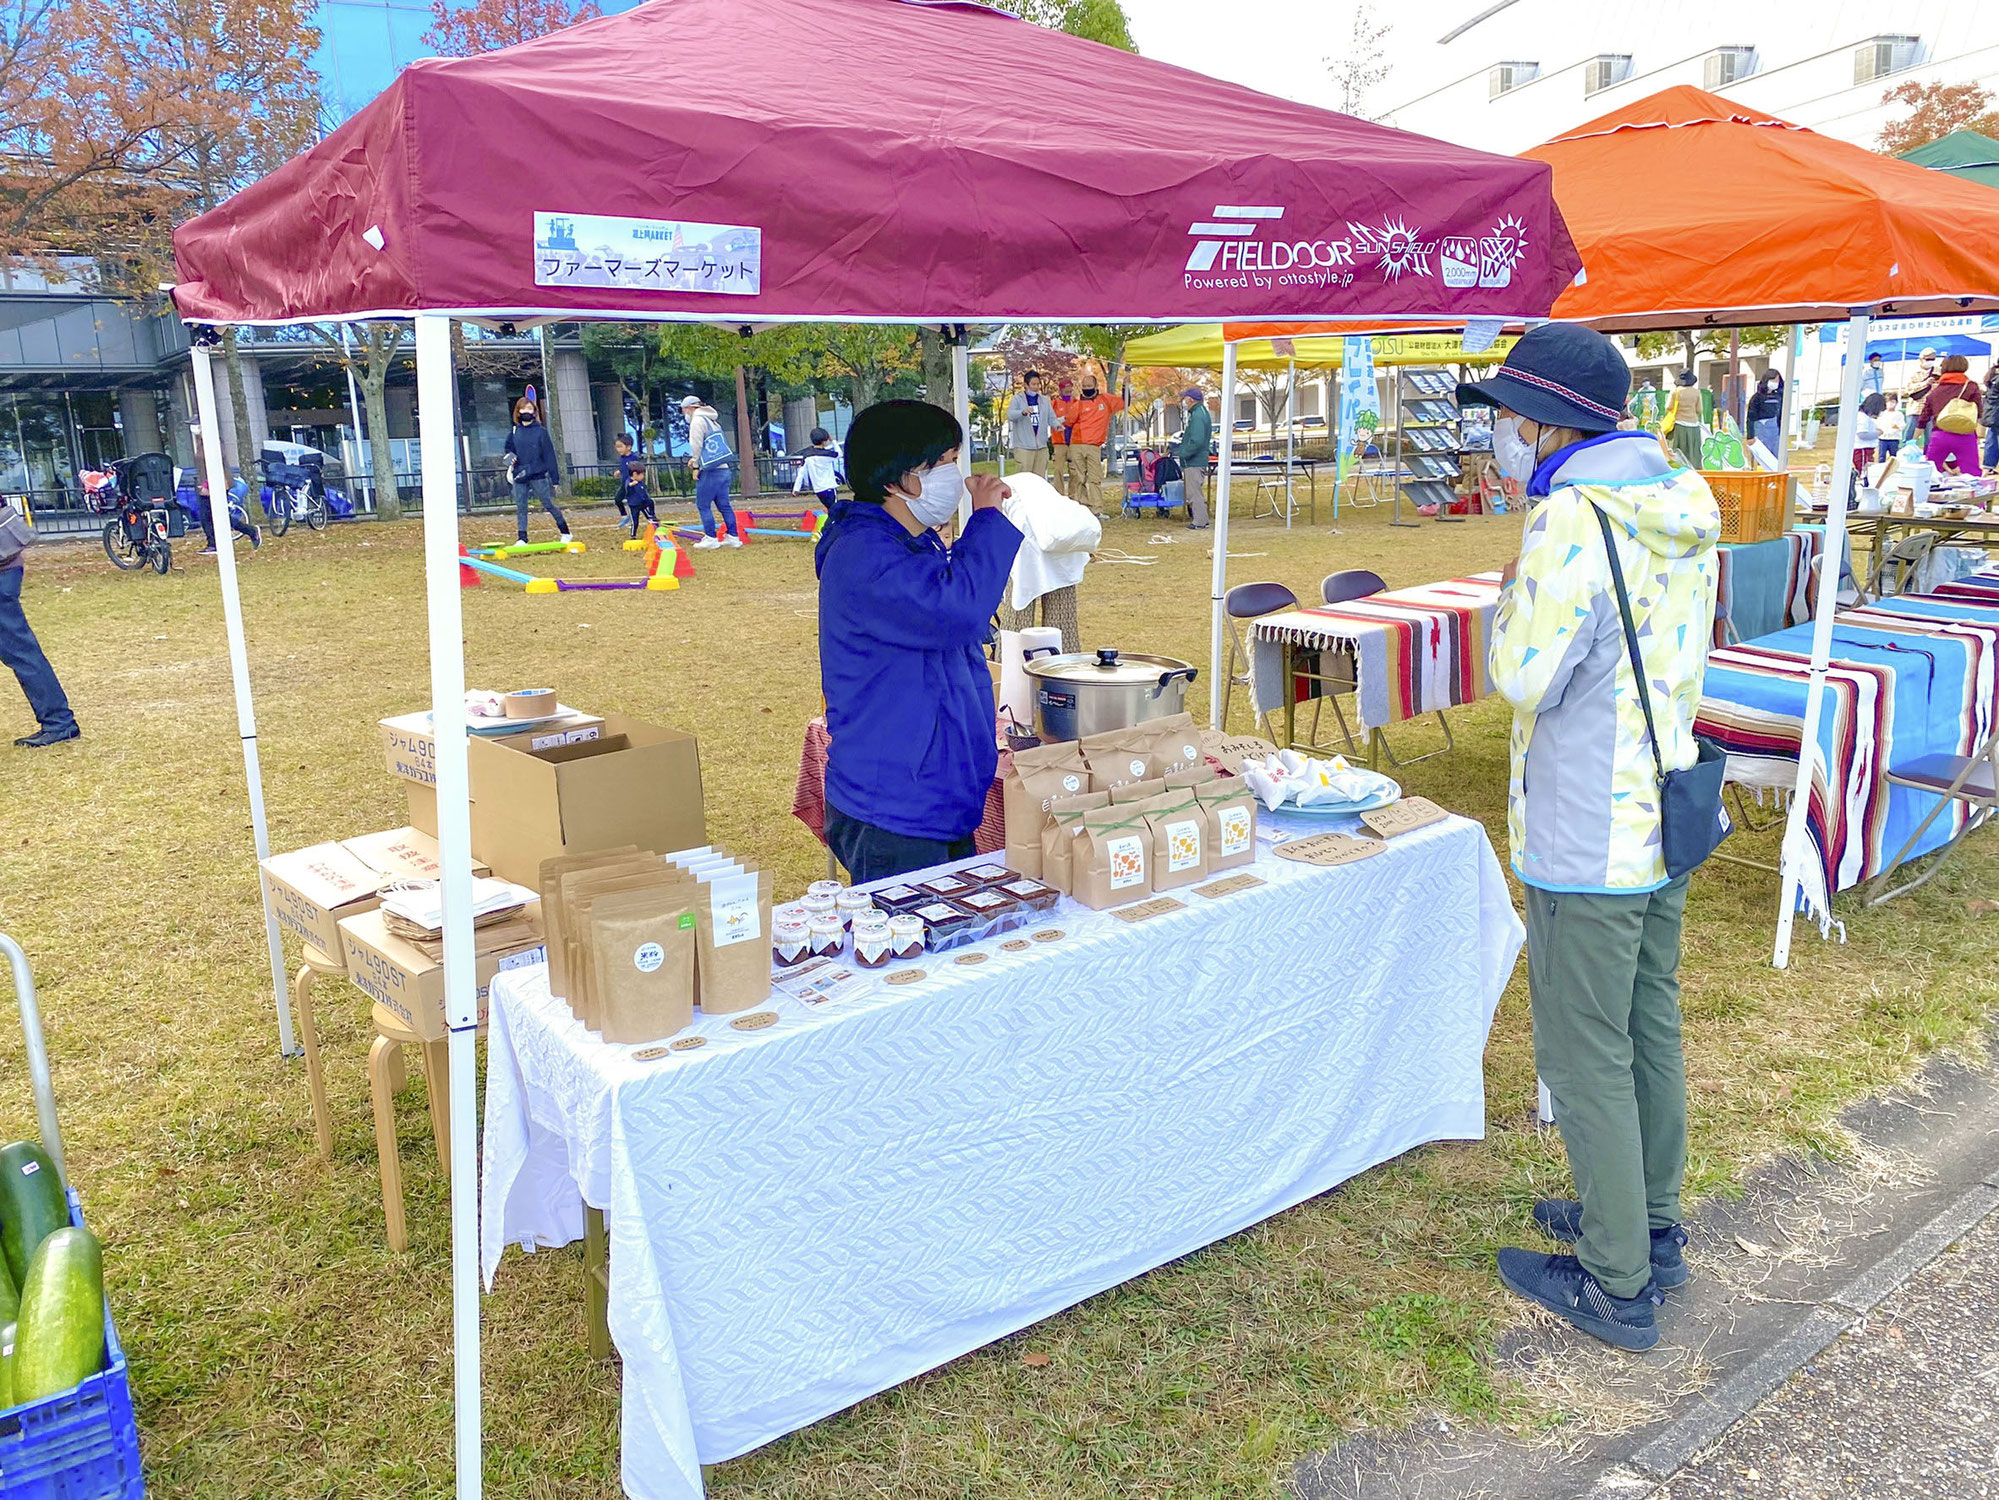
{"left": 405, "top": 781, "right": 438, "bottom": 837}
{"left": 340, "top": 826, "right": 491, "bottom": 886}
{"left": 380, "top": 708, "right": 605, "bottom": 787}
{"left": 338, "top": 905, "right": 546, "bottom": 1041}
{"left": 261, "top": 843, "right": 387, "bottom": 961}
{"left": 466, "top": 713, "right": 705, "bottom": 884}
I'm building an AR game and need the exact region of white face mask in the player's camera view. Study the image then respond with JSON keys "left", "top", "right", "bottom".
{"left": 904, "top": 460, "right": 964, "bottom": 528}
{"left": 1492, "top": 415, "right": 1540, "bottom": 487}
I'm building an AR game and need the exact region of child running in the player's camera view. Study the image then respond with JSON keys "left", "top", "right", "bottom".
{"left": 792, "top": 427, "right": 844, "bottom": 507}
{"left": 614, "top": 435, "right": 655, "bottom": 538}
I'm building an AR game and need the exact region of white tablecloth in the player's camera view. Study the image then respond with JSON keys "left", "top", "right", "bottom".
{"left": 481, "top": 815, "right": 1524, "bottom": 1500}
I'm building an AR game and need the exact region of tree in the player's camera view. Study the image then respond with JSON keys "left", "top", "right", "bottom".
{"left": 423, "top": 0, "right": 602, "bottom": 57}
{"left": 1877, "top": 80, "right": 1999, "bottom": 155}
{"left": 770, "top": 325, "right": 922, "bottom": 410}
{"left": 987, "top": 325, "right": 1081, "bottom": 390}
{"left": 989, "top": 0, "right": 1136, "bottom": 51}
{"left": 582, "top": 322, "right": 672, "bottom": 455}
{"left": 356, "top": 323, "right": 408, "bottom": 520}
{"left": 1325, "top": 4, "right": 1392, "bottom": 120}
{"left": 1634, "top": 327, "right": 1786, "bottom": 370}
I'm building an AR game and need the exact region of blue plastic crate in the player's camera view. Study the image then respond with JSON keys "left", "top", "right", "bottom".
{"left": 0, "top": 1192, "right": 143, "bottom": 1500}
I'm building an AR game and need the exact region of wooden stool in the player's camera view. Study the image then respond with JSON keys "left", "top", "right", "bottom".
{"left": 367, "top": 1004, "right": 452, "bottom": 1253}
{"left": 294, "top": 944, "right": 361, "bottom": 1160}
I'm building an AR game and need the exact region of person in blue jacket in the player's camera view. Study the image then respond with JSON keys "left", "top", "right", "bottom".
{"left": 503, "top": 389, "right": 571, "bottom": 546}
{"left": 815, "top": 400, "right": 1021, "bottom": 882}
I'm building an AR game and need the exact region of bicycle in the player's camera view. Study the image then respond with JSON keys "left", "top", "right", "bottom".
{"left": 266, "top": 477, "right": 328, "bottom": 536}
{"left": 81, "top": 466, "right": 172, "bottom": 575}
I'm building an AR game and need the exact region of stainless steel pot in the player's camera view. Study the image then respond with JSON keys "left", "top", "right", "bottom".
{"left": 1023, "top": 648, "right": 1198, "bottom": 741}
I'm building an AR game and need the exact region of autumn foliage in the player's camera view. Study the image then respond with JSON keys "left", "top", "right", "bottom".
{"left": 422, "top": 0, "right": 604, "bottom": 58}
{"left": 1877, "top": 80, "right": 1999, "bottom": 156}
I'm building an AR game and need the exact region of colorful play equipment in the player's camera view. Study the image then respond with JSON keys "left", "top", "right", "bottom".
{"left": 458, "top": 527, "right": 689, "bottom": 593}
{"left": 657, "top": 505, "right": 824, "bottom": 548}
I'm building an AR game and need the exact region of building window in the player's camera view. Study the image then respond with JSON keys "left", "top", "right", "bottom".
{"left": 1853, "top": 35, "right": 1920, "bottom": 85}
{"left": 1584, "top": 54, "right": 1632, "bottom": 96}
{"left": 1489, "top": 61, "right": 1540, "bottom": 98}
{"left": 1703, "top": 47, "right": 1757, "bottom": 90}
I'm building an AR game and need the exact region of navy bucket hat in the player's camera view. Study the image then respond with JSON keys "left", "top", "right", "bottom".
{"left": 1457, "top": 324, "right": 1630, "bottom": 435}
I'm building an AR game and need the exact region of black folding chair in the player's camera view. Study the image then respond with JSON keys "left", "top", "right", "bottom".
{"left": 1863, "top": 725, "right": 1999, "bottom": 905}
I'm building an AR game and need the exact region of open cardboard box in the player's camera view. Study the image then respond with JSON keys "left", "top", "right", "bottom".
{"left": 261, "top": 843, "right": 388, "bottom": 963}
{"left": 338, "top": 905, "right": 545, "bottom": 1041}
{"left": 466, "top": 712, "right": 705, "bottom": 883}
{"left": 380, "top": 707, "right": 604, "bottom": 788}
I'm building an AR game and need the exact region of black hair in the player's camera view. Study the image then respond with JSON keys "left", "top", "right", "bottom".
{"left": 1023, "top": 370, "right": 1042, "bottom": 386}
{"left": 809, "top": 427, "right": 831, "bottom": 445}
{"left": 613, "top": 434, "right": 634, "bottom": 451}
{"left": 1860, "top": 392, "right": 1887, "bottom": 417}
{"left": 1867, "top": 351, "right": 1883, "bottom": 360}
{"left": 843, "top": 400, "right": 962, "bottom": 504}
{"left": 1676, "top": 368, "right": 1697, "bottom": 386}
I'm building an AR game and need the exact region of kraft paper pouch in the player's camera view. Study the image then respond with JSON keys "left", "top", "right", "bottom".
{"left": 692, "top": 864, "right": 774, "bottom": 1015}
{"left": 539, "top": 846, "right": 642, "bottom": 1007}
{"left": 1142, "top": 792, "right": 1210, "bottom": 892}
{"left": 564, "top": 864, "right": 679, "bottom": 1029}
{"left": 591, "top": 886, "right": 698, "bottom": 1044}
{"left": 1079, "top": 727, "right": 1159, "bottom": 789}
{"left": 1003, "top": 740, "right": 1095, "bottom": 877}
{"left": 1108, "top": 776, "right": 1168, "bottom": 806}
{"left": 1040, "top": 790, "right": 1111, "bottom": 894}
{"left": 1144, "top": 713, "right": 1204, "bottom": 778}
{"left": 1165, "top": 763, "right": 1219, "bottom": 790}
{"left": 1073, "top": 807, "right": 1153, "bottom": 910}
{"left": 1195, "top": 783, "right": 1258, "bottom": 872}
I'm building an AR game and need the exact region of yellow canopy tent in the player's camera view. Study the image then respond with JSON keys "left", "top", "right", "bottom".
{"left": 1123, "top": 323, "right": 1516, "bottom": 369}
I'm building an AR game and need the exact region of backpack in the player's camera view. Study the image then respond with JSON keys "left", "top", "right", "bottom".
{"left": 1937, "top": 393, "right": 1979, "bottom": 435}
{"left": 698, "top": 423, "right": 735, "bottom": 469}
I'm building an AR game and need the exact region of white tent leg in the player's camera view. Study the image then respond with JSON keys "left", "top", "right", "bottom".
{"left": 1778, "top": 324, "right": 1799, "bottom": 471}
{"left": 1207, "top": 340, "right": 1238, "bottom": 730}
{"left": 414, "top": 312, "right": 483, "bottom": 1500}
{"left": 950, "top": 329, "right": 972, "bottom": 530}
{"left": 191, "top": 342, "right": 296, "bottom": 1058}
{"left": 1284, "top": 358, "right": 1295, "bottom": 529}
{"left": 1772, "top": 311, "right": 1868, "bottom": 968}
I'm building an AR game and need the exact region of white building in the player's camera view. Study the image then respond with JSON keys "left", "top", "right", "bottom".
{"left": 1379, "top": 1, "right": 1999, "bottom": 153}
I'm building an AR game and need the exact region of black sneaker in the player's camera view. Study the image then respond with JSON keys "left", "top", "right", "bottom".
{"left": 1533, "top": 1199, "right": 1690, "bottom": 1289}
{"left": 1497, "top": 1248, "right": 1663, "bottom": 1350}
{"left": 250, "top": 526, "right": 263, "bottom": 549}
{"left": 14, "top": 725, "right": 80, "bottom": 749}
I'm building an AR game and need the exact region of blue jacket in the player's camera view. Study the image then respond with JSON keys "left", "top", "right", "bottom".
{"left": 505, "top": 421, "right": 560, "bottom": 483}
{"left": 815, "top": 500, "right": 1022, "bottom": 841}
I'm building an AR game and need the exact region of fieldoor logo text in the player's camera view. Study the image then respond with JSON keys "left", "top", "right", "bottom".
{"left": 1184, "top": 205, "right": 1529, "bottom": 295}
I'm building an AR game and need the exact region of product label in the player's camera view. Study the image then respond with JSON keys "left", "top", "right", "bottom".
{"left": 1220, "top": 806, "right": 1253, "bottom": 855}
{"left": 1128, "top": 758, "right": 1147, "bottom": 778}
{"left": 633, "top": 942, "right": 664, "bottom": 973}
{"left": 1061, "top": 773, "right": 1082, "bottom": 793}
{"left": 1181, "top": 741, "right": 1200, "bottom": 764}
{"left": 1166, "top": 818, "right": 1203, "bottom": 872}
{"left": 707, "top": 871, "right": 761, "bottom": 948}
{"left": 1108, "top": 835, "right": 1146, "bottom": 889}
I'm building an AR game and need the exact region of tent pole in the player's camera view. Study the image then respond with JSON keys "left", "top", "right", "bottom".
{"left": 950, "top": 327, "right": 972, "bottom": 530}
{"left": 1778, "top": 323, "right": 1799, "bottom": 470}
{"left": 414, "top": 312, "right": 483, "bottom": 1499}
{"left": 190, "top": 341, "right": 296, "bottom": 1059}
{"left": 1208, "top": 340, "right": 1238, "bottom": 730}
{"left": 1285, "top": 358, "right": 1295, "bottom": 529}
{"left": 1772, "top": 309, "right": 1868, "bottom": 968}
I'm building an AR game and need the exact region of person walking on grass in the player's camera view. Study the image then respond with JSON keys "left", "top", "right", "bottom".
{"left": 1004, "top": 371, "right": 1052, "bottom": 477}
{"left": 1663, "top": 369, "right": 1704, "bottom": 470}
{"left": 0, "top": 502, "right": 77, "bottom": 748}
{"left": 1466, "top": 323, "right": 1721, "bottom": 1352}
{"left": 614, "top": 436, "right": 655, "bottom": 539}
{"left": 1917, "top": 353, "right": 1984, "bottom": 477}
{"left": 1173, "top": 388, "right": 1213, "bottom": 529}
{"left": 187, "top": 433, "right": 262, "bottom": 555}
{"left": 681, "top": 394, "right": 741, "bottom": 549}
{"left": 793, "top": 427, "right": 844, "bottom": 508}
{"left": 504, "top": 389, "right": 571, "bottom": 546}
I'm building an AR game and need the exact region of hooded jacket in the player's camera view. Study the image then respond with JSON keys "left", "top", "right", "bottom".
{"left": 1055, "top": 388, "right": 1126, "bottom": 447}
{"left": 504, "top": 419, "right": 560, "bottom": 483}
{"left": 685, "top": 404, "right": 732, "bottom": 471}
{"left": 815, "top": 500, "right": 1023, "bottom": 841}
{"left": 1004, "top": 391, "right": 1053, "bottom": 450}
{"left": 1488, "top": 431, "right": 1721, "bottom": 893}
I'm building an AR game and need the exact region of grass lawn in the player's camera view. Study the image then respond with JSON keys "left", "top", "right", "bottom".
{"left": 0, "top": 482, "right": 1993, "bottom": 1499}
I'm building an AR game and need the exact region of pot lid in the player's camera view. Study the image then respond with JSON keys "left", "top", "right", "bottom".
{"left": 1023, "top": 648, "right": 1194, "bottom": 685}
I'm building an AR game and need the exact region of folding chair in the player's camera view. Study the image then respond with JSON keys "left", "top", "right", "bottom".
{"left": 1305, "top": 569, "right": 1456, "bottom": 768}
{"left": 1220, "top": 580, "right": 1299, "bottom": 735}
{"left": 1804, "top": 552, "right": 1870, "bottom": 616}
{"left": 1863, "top": 724, "right": 1999, "bottom": 905}
{"left": 1876, "top": 531, "right": 1937, "bottom": 596}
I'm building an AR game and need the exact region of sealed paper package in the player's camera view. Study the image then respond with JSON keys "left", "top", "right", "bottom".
{"left": 564, "top": 863, "right": 683, "bottom": 1029}
{"left": 1078, "top": 727, "right": 1158, "bottom": 791}
{"left": 1108, "top": 776, "right": 1168, "bottom": 806}
{"left": 1165, "top": 763, "right": 1219, "bottom": 791}
{"left": 1143, "top": 713, "right": 1204, "bottom": 778}
{"left": 538, "top": 846, "right": 643, "bottom": 1005}
{"left": 590, "top": 886, "right": 698, "bottom": 1043}
{"left": 1040, "top": 789, "right": 1110, "bottom": 894}
{"left": 1002, "top": 740, "right": 1094, "bottom": 876}
{"left": 1073, "top": 806, "right": 1153, "bottom": 910}
{"left": 692, "top": 864, "right": 774, "bottom": 1014}
{"left": 1140, "top": 791, "right": 1210, "bottom": 891}
{"left": 1195, "top": 783, "right": 1259, "bottom": 872}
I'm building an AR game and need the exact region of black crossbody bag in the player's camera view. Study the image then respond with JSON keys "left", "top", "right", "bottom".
{"left": 1591, "top": 505, "right": 1731, "bottom": 879}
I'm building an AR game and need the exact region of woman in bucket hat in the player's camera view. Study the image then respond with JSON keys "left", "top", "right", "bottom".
{"left": 1463, "top": 323, "right": 1722, "bottom": 1351}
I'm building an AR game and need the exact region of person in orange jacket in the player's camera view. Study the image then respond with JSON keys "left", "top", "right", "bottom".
{"left": 1048, "top": 375, "right": 1077, "bottom": 499}
{"left": 1055, "top": 365, "right": 1125, "bottom": 509}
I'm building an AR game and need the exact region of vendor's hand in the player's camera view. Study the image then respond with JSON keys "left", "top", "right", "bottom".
{"left": 967, "top": 473, "right": 1010, "bottom": 511}
{"left": 1501, "top": 556, "right": 1520, "bottom": 586}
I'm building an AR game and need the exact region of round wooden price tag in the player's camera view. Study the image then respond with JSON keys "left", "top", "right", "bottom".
{"left": 1032, "top": 928, "right": 1065, "bottom": 943}
{"left": 631, "top": 1045, "right": 672, "bottom": 1061}
{"left": 954, "top": 952, "right": 988, "bottom": 966}
{"left": 729, "top": 1012, "right": 779, "bottom": 1032}
{"left": 886, "top": 969, "right": 926, "bottom": 986}
{"left": 669, "top": 1036, "right": 707, "bottom": 1051}
{"left": 1000, "top": 939, "right": 1032, "bottom": 953}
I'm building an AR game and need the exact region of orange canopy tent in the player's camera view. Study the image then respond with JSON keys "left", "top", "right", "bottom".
{"left": 1220, "top": 86, "right": 1999, "bottom": 968}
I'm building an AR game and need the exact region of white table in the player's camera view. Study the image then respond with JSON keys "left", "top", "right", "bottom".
{"left": 481, "top": 815, "right": 1524, "bottom": 1500}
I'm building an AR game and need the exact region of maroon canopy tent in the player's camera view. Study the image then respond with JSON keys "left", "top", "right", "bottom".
{"left": 172, "top": 0, "right": 1578, "bottom": 326}
{"left": 167, "top": 5, "right": 1581, "bottom": 1497}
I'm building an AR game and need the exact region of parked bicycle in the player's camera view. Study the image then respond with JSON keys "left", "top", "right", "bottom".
{"left": 82, "top": 457, "right": 175, "bottom": 574}
{"left": 265, "top": 471, "right": 328, "bottom": 535}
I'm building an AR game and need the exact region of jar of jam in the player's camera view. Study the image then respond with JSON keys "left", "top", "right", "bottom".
{"left": 807, "top": 880, "right": 845, "bottom": 905}
{"left": 835, "top": 888, "right": 876, "bottom": 927}
{"left": 851, "top": 913, "right": 893, "bottom": 969}
{"left": 800, "top": 892, "right": 838, "bottom": 924}
{"left": 772, "top": 914, "right": 813, "bottom": 968}
{"left": 809, "top": 914, "right": 845, "bottom": 959}
{"left": 887, "top": 914, "right": 925, "bottom": 961}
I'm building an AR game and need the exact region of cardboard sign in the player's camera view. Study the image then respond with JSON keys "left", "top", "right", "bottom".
{"left": 1110, "top": 896, "right": 1187, "bottom": 923}
{"left": 1359, "top": 797, "right": 1449, "bottom": 840}
{"left": 1272, "top": 832, "right": 1386, "bottom": 867}
{"left": 1191, "top": 873, "right": 1267, "bottom": 900}
{"left": 1197, "top": 730, "right": 1280, "bottom": 775}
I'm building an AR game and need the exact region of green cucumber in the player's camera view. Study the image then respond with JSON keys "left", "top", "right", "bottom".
{"left": 0, "top": 1321, "right": 15, "bottom": 1408}
{"left": 0, "top": 1141, "right": 65, "bottom": 1286}
{"left": 13, "top": 1228, "right": 103, "bottom": 1403}
{"left": 0, "top": 1253, "right": 16, "bottom": 1327}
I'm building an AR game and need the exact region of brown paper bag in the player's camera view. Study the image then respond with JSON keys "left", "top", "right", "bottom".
{"left": 591, "top": 886, "right": 698, "bottom": 1044}
{"left": 1002, "top": 741, "right": 1095, "bottom": 877}
{"left": 692, "top": 865, "right": 774, "bottom": 1015}
{"left": 1164, "top": 763, "right": 1219, "bottom": 790}
{"left": 540, "top": 847, "right": 644, "bottom": 1005}
{"left": 1079, "top": 727, "right": 1158, "bottom": 790}
{"left": 1072, "top": 807, "right": 1154, "bottom": 910}
{"left": 1108, "top": 776, "right": 1168, "bottom": 806}
{"left": 1143, "top": 713, "right": 1204, "bottom": 778}
{"left": 564, "top": 863, "right": 681, "bottom": 1029}
{"left": 1040, "top": 790, "right": 1111, "bottom": 894}
{"left": 1195, "top": 783, "right": 1259, "bottom": 872}
{"left": 1142, "top": 792, "right": 1210, "bottom": 892}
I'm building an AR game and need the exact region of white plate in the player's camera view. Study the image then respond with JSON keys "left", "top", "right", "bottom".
{"left": 1267, "top": 783, "right": 1402, "bottom": 819}
{"left": 448, "top": 703, "right": 583, "bottom": 735}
